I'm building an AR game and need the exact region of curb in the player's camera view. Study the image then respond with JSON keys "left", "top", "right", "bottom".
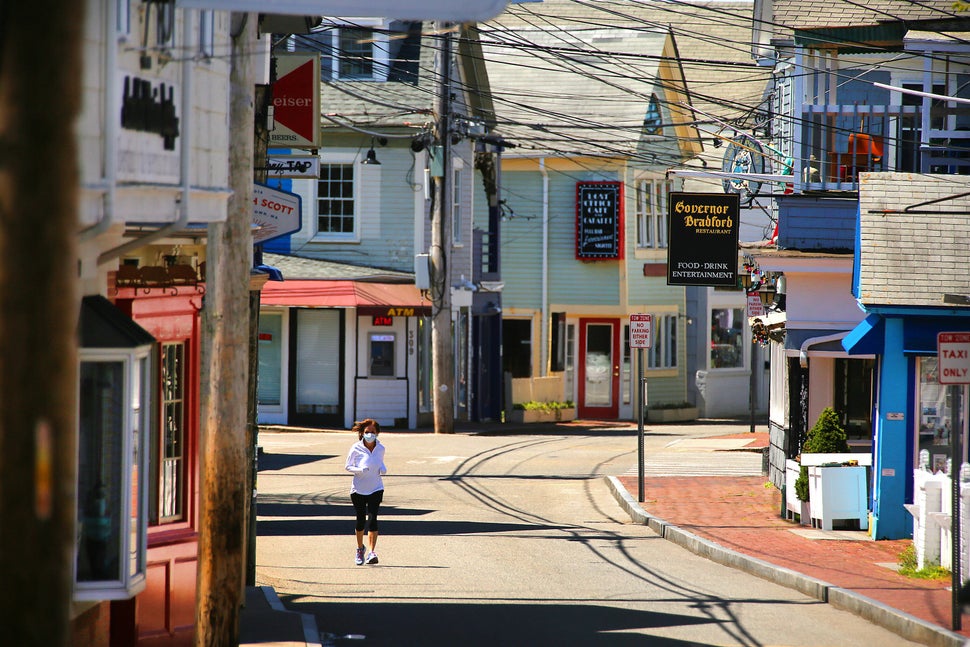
{"left": 253, "top": 585, "right": 323, "bottom": 647}
{"left": 605, "top": 476, "right": 967, "bottom": 647}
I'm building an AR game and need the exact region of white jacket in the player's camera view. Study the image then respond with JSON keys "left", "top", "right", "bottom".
{"left": 345, "top": 439, "right": 387, "bottom": 495}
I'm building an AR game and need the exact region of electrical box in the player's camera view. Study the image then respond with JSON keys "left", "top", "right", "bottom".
{"left": 414, "top": 254, "right": 431, "bottom": 290}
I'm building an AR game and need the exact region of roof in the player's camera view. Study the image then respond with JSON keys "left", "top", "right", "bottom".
{"left": 857, "top": 173, "right": 970, "bottom": 307}
{"left": 767, "top": 0, "right": 965, "bottom": 46}
{"left": 260, "top": 279, "right": 430, "bottom": 312}
{"left": 262, "top": 252, "right": 413, "bottom": 282}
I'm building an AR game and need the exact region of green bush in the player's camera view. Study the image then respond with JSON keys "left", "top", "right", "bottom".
{"left": 647, "top": 401, "right": 694, "bottom": 410}
{"left": 897, "top": 544, "right": 950, "bottom": 580}
{"left": 802, "top": 406, "right": 850, "bottom": 454}
{"left": 794, "top": 407, "right": 850, "bottom": 501}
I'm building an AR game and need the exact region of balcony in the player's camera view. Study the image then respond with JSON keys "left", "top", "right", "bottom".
{"left": 794, "top": 103, "right": 970, "bottom": 192}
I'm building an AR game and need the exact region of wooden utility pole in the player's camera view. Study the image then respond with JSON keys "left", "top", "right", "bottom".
{"left": 432, "top": 22, "right": 455, "bottom": 434}
{"left": 0, "top": 4, "right": 83, "bottom": 646}
{"left": 196, "top": 12, "right": 255, "bottom": 646}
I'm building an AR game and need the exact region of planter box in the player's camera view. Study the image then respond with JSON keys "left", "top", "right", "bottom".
{"left": 508, "top": 407, "right": 576, "bottom": 424}
{"left": 785, "top": 459, "right": 811, "bottom": 525}
{"left": 646, "top": 407, "right": 698, "bottom": 423}
{"left": 808, "top": 465, "right": 868, "bottom": 531}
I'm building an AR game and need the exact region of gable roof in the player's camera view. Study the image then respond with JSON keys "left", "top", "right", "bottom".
{"left": 480, "top": 23, "right": 692, "bottom": 158}
{"left": 484, "top": 0, "right": 768, "bottom": 128}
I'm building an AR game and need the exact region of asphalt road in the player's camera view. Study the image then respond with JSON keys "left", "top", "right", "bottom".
{"left": 254, "top": 427, "right": 921, "bottom": 647}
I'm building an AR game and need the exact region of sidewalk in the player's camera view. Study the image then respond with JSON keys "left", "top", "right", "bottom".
{"left": 611, "top": 430, "right": 969, "bottom": 647}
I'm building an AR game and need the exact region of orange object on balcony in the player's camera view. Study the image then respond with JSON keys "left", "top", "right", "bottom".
{"left": 830, "top": 131, "right": 884, "bottom": 182}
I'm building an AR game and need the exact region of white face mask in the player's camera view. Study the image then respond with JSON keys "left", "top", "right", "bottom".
{"left": 363, "top": 432, "right": 377, "bottom": 443}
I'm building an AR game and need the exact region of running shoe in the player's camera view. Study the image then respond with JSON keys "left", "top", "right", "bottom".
{"left": 365, "top": 551, "right": 379, "bottom": 565}
{"left": 355, "top": 547, "right": 365, "bottom": 566}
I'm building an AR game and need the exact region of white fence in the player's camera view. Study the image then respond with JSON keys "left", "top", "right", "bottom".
{"left": 907, "top": 451, "right": 970, "bottom": 580}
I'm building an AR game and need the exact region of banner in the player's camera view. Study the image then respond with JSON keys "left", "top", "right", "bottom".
{"left": 667, "top": 192, "right": 740, "bottom": 287}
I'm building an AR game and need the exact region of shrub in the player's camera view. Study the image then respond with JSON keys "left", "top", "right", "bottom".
{"left": 794, "top": 407, "right": 850, "bottom": 501}
{"left": 897, "top": 544, "right": 950, "bottom": 580}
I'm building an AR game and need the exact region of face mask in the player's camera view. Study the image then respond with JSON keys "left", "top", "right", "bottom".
{"left": 363, "top": 432, "right": 377, "bottom": 443}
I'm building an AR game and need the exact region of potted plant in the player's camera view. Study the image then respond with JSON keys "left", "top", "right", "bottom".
{"left": 793, "top": 407, "right": 868, "bottom": 530}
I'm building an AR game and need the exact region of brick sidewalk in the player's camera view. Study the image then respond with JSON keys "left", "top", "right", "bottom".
{"left": 616, "top": 431, "right": 968, "bottom": 641}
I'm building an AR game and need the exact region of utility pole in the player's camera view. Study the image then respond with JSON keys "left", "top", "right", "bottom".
{"left": 196, "top": 11, "right": 255, "bottom": 646}
{"left": 431, "top": 22, "right": 455, "bottom": 434}
{"left": 0, "top": 5, "right": 83, "bottom": 646}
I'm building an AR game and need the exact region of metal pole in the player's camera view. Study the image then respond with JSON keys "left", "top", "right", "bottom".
{"left": 952, "top": 384, "right": 963, "bottom": 631}
{"left": 749, "top": 337, "right": 757, "bottom": 433}
{"left": 638, "top": 347, "right": 645, "bottom": 502}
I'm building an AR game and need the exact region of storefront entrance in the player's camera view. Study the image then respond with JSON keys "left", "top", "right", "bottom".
{"left": 578, "top": 318, "right": 620, "bottom": 419}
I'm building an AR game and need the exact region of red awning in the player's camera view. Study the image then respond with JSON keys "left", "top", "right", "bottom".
{"left": 260, "top": 280, "right": 430, "bottom": 314}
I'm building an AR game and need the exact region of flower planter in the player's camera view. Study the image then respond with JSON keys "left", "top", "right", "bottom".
{"left": 646, "top": 406, "right": 698, "bottom": 423}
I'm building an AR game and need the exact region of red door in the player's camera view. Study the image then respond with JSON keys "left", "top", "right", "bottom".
{"left": 578, "top": 318, "right": 620, "bottom": 419}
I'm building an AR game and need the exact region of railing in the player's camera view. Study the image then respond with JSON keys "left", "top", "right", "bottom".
{"left": 794, "top": 104, "right": 970, "bottom": 192}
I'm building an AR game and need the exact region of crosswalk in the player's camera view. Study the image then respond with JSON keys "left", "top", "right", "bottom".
{"left": 625, "top": 450, "right": 764, "bottom": 477}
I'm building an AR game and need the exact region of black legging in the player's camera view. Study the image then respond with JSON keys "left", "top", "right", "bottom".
{"left": 351, "top": 490, "right": 384, "bottom": 532}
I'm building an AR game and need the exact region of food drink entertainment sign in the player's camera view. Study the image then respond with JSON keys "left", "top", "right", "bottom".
{"left": 667, "top": 192, "right": 740, "bottom": 287}
{"left": 576, "top": 181, "right": 623, "bottom": 260}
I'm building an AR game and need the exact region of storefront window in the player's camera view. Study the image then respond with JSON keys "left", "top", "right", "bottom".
{"left": 917, "top": 357, "right": 965, "bottom": 473}
{"left": 710, "top": 308, "right": 744, "bottom": 369}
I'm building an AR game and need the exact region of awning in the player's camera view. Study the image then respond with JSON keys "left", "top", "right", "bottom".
{"left": 842, "top": 313, "right": 884, "bottom": 355}
{"left": 260, "top": 280, "right": 431, "bottom": 315}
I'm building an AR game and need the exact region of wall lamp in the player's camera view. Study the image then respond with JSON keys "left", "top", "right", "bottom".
{"left": 361, "top": 137, "right": 387, "bottom": 165}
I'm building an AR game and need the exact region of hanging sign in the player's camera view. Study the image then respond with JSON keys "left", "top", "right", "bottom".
{"left": 265, "top": 155, "right": 320, "bottom": 179}
{"left": 576, "top": 181, "right": 623, "bottom": 260}
{"left": 937, "top": 332, "right": 970, "bottom": 384}
{"left": 253, "top": 183, "right": 301, "bottom": 244}
{"left": 667, "top": 192, "right": 740, "bottom": 287}
{"left": 270, "top": 54, "right": 320, "bottom": 149}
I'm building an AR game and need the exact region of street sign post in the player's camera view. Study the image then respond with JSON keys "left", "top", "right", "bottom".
{"left": 937, "top": 332, "right": 970, "bottom": 631}
{"left": 630, "top": 314, "right": 652, "bottom": 502}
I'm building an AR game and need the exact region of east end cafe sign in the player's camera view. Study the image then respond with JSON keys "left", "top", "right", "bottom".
{"left": 667, "top": 192, "right": 739, "bottom": 287}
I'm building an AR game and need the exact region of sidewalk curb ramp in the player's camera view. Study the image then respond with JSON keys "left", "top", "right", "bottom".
{"left": 241, "top": 585, "right": 322, "bottom": 647}
{"left": 605, "top": 476, "right": 968, "bottom": 647}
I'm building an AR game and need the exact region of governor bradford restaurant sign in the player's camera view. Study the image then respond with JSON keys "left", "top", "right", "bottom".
{"left": 576, "top": 181, "right": 623, "bottom": 260}
{"left": 667, "top": 192, "right": 739, "bottom": 287}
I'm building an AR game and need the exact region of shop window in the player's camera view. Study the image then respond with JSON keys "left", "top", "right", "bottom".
{"left": 917, "top": 357, "right": 967, "bottom": 473}
{"left": 75, "top": 296, "right": 154, "bottom": 601}
{"left": 502, "top": 319, "right": 532, "bottom": 378}
{"left": 647, "top": 314, "right": 678, "bottom": 369}
{"left": 370, "top": 333, "right": 395, "bottom": 377}
{"left": 710, "top": 308, "right": 744, "bottom": 369}
{"left": 157, "top": 343, "right": 186, "bottom": 522}
{"left": 551, "top": 312, "right": 566, "bottom": 372}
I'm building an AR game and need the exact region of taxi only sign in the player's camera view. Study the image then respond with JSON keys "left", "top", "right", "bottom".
{"left": 937, "top": 332, "right": 970, "bottom": 384}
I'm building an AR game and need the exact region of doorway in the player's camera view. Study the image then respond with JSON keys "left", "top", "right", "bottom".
{"left": 578, "top": 318, "right": 620, "bottom": 419}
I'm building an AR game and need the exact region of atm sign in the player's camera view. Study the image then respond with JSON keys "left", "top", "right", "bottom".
{"left": 373, "top": 315, "right": 393, "bottom": 326}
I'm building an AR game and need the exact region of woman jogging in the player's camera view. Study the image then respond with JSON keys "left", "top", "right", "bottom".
{"left": 345, "top": 418, "right": 387, "bottom": 565}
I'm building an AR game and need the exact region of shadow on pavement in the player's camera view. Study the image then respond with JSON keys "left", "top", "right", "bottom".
{"left": 285, "top": 598, "right": 722, "bottom": 647}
